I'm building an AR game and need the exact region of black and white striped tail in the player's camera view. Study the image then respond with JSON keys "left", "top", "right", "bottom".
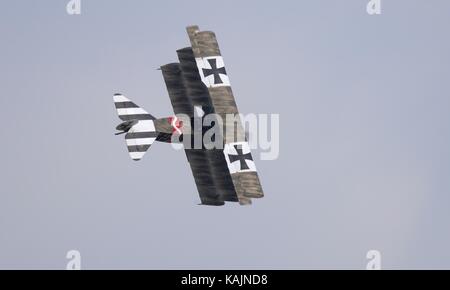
{"left": 113, "top": 94, "right": 157, "bottom": 161}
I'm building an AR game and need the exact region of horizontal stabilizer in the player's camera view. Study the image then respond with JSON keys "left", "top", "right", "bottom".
{"left": 113, "top": 94, "right": 157, "bottom": 161}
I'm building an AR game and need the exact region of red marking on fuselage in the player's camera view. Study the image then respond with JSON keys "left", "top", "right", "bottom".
{"left": 168, "top": 116, "right": 183, "bottom": 134}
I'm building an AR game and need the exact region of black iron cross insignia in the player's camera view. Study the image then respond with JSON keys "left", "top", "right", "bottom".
{"left": 229, "top": 145, "right": 253, "bottom": 170}
{"left": 202, "top": 58, "right": 227, "bottom": 84}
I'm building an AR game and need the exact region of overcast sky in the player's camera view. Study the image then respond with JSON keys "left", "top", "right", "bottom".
{"left": 1, "top": 0, "right": 450, "bottom": 269}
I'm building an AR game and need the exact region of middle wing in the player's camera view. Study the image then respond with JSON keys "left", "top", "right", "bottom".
{"left": 176, "top": 47, "right": 239, "bottom": 203}
{"left": 160, "top": 62, "right": 238, "bottom": 205}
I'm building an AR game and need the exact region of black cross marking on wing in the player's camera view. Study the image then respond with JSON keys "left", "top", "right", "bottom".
{"left": 228, "top": 145, "right": 253, "bottom": 170}
{"left": 202, "top": 58, "right": 227, "bottom": 84}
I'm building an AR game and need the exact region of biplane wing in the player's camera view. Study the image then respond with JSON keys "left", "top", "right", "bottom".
{"left": 160, "top": 62, "right": 232, "bottom": 205}
{"left": 185, "top": 25, "right": 264, "bottom": 204}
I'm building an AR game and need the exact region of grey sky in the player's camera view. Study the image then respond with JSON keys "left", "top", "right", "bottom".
{"left": 0, "top": 0, "right": 450, "bottom": 269}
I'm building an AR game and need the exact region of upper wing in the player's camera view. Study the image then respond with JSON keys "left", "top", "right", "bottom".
{"left": 186, "top": 26, "right": 264, "bottom": 204}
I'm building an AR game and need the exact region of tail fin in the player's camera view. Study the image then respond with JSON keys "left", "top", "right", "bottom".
{"left": 113, "top": 94, "right": 157, "bottom": 161}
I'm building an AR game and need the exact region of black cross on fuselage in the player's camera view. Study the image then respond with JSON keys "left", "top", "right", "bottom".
{"left": 229, "top": 145, "right": 253, "bottom": 170}
{"left": 202, "top": 58, "right": 227, "bottom": 84}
